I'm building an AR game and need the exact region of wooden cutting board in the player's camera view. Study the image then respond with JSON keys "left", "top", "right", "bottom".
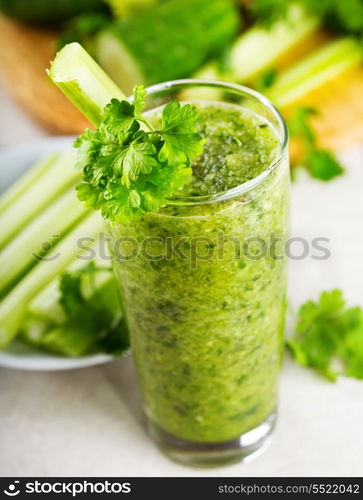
{"left": 1, "top": 15, "right": 363, "bottom": 154}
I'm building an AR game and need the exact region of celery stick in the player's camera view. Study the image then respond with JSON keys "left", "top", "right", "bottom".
{"left": 40, "top": 324, "right": 98, "bottom": 357}
{"left": 267, "top": 37, "right": 363, "bottom": 108}
{"left": 47, "top": 42, "right": 127, "bottom": 126}
{"left": 194, "top": 3, "right": 320, "bottom": 83}
{"left": 0, "top": 212, "right": 104, "bottom": 347}
{"left": 0, "top": 151, "right": 79, "bottom": 249}
{"left": 0, "top": 187, "right": 89, "bottom": 296}
{"left": 0, "top": 153, "right": 58, "bottom": 214}
{"left": 29, "top": 248, "right": 112, "bottom": 323}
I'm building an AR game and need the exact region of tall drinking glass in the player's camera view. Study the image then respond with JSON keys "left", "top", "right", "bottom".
{"left": 108, "top": 80, "right": 289, "bottom": 466}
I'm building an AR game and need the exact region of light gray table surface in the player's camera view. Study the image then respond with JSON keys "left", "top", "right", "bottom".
{"left": 1, "top": 85, "right": 362, "bottom": 477}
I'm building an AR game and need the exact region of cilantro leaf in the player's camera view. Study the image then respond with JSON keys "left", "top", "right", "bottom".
{"left": 287, "top": 290, "right": 363, "bottom": 381}
{"left": 288, "top": 106, "right": 344, "bottom": 181}
{"left": 74, "top": 85, "right": 204, "bottom": 220}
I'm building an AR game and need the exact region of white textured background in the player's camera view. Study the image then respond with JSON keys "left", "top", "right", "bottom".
{"left": 1, "top": 84, "right": 363, "bottom": 476}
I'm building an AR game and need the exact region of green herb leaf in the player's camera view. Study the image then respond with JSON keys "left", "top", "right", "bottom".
{"left": 159, "top": 101, "right": 205, "bottom": 165}
{"left": 74, "top": 85, "right": 204, "bottom": 220}
{"left": 288, "top": 106, "right": 317, "bottom": 144}
{"left": 57, "top": 262, "right": 129, "bottom": 355}
{"left": 287, "top": 289, "right": 363, "bottom": 381}
{"left": 122, "top": 141, "right": 157, "bottom": 187}
{"left": 103, "top": 99, "right": 139, "bottom": 134}
{"left": 288, "top": 106, "right": 344, "bottom": 181}
{"left": 133, "top": 84, "right": 148, "bottom": 119}
{"left": 307, "top": 149, "right": 344, "bottom": 180}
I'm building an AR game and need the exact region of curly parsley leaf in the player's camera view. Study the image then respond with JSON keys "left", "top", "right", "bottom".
{"left": 133, "top": 84, "right": 147, "bottom": 119}
{"left": 287, "top": 290, "right": 363, "bottom": 381}
{"left": 159, "top": 101, "right": 205, "bottom": 164}
{"left": 74, "top": 85, "right": 204, "bottom": 220}
{"left": 288, "top": 106, "right": 344, "bottom": 181}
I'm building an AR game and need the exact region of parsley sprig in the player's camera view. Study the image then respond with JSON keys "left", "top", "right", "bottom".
{"left": 287, "top": 290, "right": 363, "bottom": 381}
{"left": 288, "top": 107, "right": 344, "bottom": 181}
{"left": 75, "top": 85, "right": 204, "bottom": 220}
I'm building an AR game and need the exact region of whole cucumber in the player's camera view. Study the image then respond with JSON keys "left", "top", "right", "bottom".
{"left": 96, "top": 0, "right": 240, "bottom": 94}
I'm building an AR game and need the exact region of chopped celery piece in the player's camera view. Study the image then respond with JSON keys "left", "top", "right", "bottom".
{"left": 21, "top": 315, "right": 52, "bottom": 346}
{"left": 195, "top": 3, "right": 320, "bottom": 83}
{"left": 0, "top": 151, "right": 79, "bottom": 249}
{"left": 40, "top": 324, "right": 97, "bottom": 357}
{"left": 267, "top": 37, "right": 363, "bottom": 107}
{"left": 0, "top": 153, "right": 58, "bottom": 214}
{"left": 38, "top": 278, "right": 126, "bottom": 356}
{"left": 0, "top": 212, "right": 104, "bottom": 347}
{"left": 47, "top": 42, "right": 127, "bottom": 126}
{"left": 0, "top": 187, "right": 88, "bottom": 295}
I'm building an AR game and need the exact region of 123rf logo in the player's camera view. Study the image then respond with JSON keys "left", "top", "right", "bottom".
{"left": 3, "top": 481, "right": 131, "bottom": 497}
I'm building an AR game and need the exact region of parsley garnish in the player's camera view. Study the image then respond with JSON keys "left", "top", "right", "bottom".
{"left": 287, "top": 290, "right": 363, "bottom": 381}
{"left": 74, "top": 85, "right": 204, "bottom": 220}
{"left": 288, "top": 106, "right": 344, "bottom": 181}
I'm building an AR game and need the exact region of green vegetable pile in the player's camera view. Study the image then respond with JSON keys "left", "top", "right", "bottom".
{"left": 0, "top": 0, "right": 362, "bottom": 377}
{"left": 0, "top": 44, "right": 204, "bottom": 356}
{"left": 2, "top": 0, "right": 363, "bottom": 180}
{"left": 0, "top": 150, "right": 129, "bottom": 356}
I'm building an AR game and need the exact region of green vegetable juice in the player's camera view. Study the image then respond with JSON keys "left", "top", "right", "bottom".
{"left": 108, "top": 101, "right": 289, "bottom": 445}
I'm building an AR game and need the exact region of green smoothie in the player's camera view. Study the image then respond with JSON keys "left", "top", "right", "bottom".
{"left": 109, "top": 102, "right": 289, "bottom": 444}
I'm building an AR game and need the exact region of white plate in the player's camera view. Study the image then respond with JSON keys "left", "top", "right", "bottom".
{"left": 0, "top": 137, "right": 115, "bottom": 371}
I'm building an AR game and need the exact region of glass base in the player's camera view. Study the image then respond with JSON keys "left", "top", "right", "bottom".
{"left": 147, "top": 412, "right": 276, "bottom": 468}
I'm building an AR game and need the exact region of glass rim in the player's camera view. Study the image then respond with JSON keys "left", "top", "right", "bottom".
{"left": 142, "top": 79, "right": 288, "bottom": 206}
